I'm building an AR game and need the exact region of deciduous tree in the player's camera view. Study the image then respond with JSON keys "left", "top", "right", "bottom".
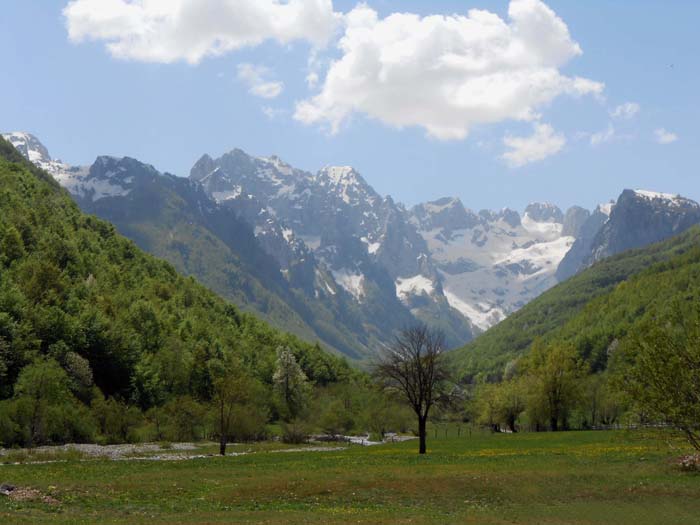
{"left": 374, "top": 325, "right": 449, "bottom": 454}
{"left": 620, "top": 303, "right": 700, "bottom": 450}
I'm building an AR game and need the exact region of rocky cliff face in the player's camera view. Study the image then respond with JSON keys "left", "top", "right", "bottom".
{"left": 557, "top": 190, "right": 700, "bottom": 279}
{"left": 562, "top": 206, "right": 591, "bottom": 237}
{"left": 556, "top": 203, "right": 613, "bottom": 281}
{"left": 590, "top": 190, "right": 700, "bottom": 261}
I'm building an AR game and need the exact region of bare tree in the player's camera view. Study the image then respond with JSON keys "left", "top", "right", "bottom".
{"left": 374, "top": 324, "right": 450, "bottom": 454}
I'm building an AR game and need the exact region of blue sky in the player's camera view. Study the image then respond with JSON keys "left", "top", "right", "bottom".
{"left": 1, "top": 0, "right": 698, "bottom": 212}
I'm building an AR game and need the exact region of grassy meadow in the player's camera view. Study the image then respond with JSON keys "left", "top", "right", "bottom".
{"left": 1, "top": 429, "right": 698, "bottom": 524}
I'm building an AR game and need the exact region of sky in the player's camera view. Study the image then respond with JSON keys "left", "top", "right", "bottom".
{"left": 1, "top": 0, "right": 698, "bottom": 212}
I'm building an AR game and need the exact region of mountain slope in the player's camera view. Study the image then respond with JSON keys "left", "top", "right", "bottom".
{"left": 190, "top": 149, "right": 475, "bottom": 347}
{"left": 71, "top": 155, "right": 367, "bottom": 359}
{"left": 0, "top": 135, "right": 349, "bottom": 404}
{"left": 450, "top": 226, "right": 700, "bottom": 381}
{"left": 75, "top": 157, "right": 420, "bottom": 361}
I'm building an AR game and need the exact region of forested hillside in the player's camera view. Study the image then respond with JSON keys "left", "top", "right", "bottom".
{"left": 451, "top": 226, "right": 700, "bottom": 380}
{"left": 75, "top": 155, "right": 374, "bottom": 360}
{"left": 0, "top": 136, "right": 358, "bottom": 446}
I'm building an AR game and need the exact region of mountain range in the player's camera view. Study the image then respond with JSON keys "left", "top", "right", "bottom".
{"left": 4, "top": 131, "right": 700, "bottom": 363}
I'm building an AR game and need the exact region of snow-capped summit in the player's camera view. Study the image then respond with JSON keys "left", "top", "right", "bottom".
{"left": 410, "top": 197, "right": 480, "bottom": 232}
{"left": 318, "top": 165, "right": 355, "bottom": 182}
{"left": 3, "top": 131, "right": 51, "bottom": 164}
{"left": 1, "top": 131, "right": 74, "bottom": 180}
{"left": 631, "top": 189, "right": 698, "bottom": 209}
{"left": 316, "top": 166, "right": 379, "bottom": 207}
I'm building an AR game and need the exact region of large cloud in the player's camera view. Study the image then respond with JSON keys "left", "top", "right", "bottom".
{"left": 295, "top": 0, "right": 603, "bottom": 140}
{"left": 63, "top": 0, "right": 340, "bottom": 64}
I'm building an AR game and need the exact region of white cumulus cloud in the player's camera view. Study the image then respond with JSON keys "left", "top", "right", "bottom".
{"left": 502, "top": 123, "right": 566, "bottom": 167}
{"left": 237, "top": 64, "right": 284, "bottom": 99}
{"left": 63, "top": 0, "right": 340, "bottom": 64}
{"left": 295, "top": 0, "right": 603, "bottom": 140}
{"left": 655, "top": 128, "right": 678, "bottom": 144}
{"left": 610, "top": 102, "right": 640, "bottom": 120}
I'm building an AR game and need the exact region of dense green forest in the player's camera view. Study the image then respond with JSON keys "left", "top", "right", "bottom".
{"left": 0, "top": 136, "right": 396, "bottom": 447}
{"left": 451, "top": 226, "right": 700, "bottom": 381}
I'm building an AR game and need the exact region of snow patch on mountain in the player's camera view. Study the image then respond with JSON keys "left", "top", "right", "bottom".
{"left": 414, "top": 199, "right": 574, "bottom": 332}
{"left": 395, "top": 275, "right": 435, "bottom": 301}
{"left": 2, "top": 132, "right": 134, "bottom": 202}
{"left": 212, "top": 186, "right": 242, "bottom": 201}
{"left": 81, "top": 175, "right": 133, "bottom": 201}
{"left": 633, "top": 189, "right": 693, "bottom": 208}
{"left": 3, "top": 131, "right": 73, "bottom": 179}
{"left": 521, "top": 214, "right": 564, "bottom": 238}
{"left": 443, "top": 289, "right": 504, "bottom": 331}
{"left": 331, "top": 268, "right": 365, "bottom": 301}
{"left": 597, "top": 201, "right": 615, "bottom": 216}
{"left": 360, "top": 236, "right": 381, "bottom": 255}
{"left": 317, "top": 166, "right": 375, "bottom": 206}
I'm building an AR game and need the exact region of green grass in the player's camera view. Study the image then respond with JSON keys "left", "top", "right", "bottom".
{"left": 1, "top": 430, "right": 698, "bottom": 524}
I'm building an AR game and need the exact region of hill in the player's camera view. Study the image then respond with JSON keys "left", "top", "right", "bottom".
{"left": 451, "top": 225, "right": 700, "bottom": 380}
{"left": 0, "top": 135, "right": 350, "bottom": 405}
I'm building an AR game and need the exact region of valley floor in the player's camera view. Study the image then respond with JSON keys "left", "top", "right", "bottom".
{"left": 1, "top": 430, "right": 698, "bottom": 524}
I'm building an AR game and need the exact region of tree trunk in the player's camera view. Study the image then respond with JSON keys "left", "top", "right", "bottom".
{"left": 550, "top": 416, "right": 558, "bottom": 432}
{"left": 418, "top": 416, "right": 427, "bottom": 454}
{"left": 219, "top": 434, "right": 227, "bottom": 456}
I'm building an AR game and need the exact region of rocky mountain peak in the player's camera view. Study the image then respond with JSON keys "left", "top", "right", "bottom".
{"left": 562, "top": 206, "right": 591, "bottom": 237}
{"left": 625, "top": 189, "right": 699, "bottom": 210}
{"left": 524, "top": 202, "right": 564, "bottom": 223}
{"left": 410, "top": 197, "right": 480, "bottom": 231}
{"left": 316, "top": 166, "right": 378, "bottom": 206}
{"left": 1, "top": 131, "right": 77, "bottom": 182}
{"left": 498, "top": 208, "right": 521, "bottom": 228}
{"left": 557, "top": 189, "right": 700, "bottom": 281}
{"left": 189, "top": 154, "right": 216, "bottom": 182}
{"left": 2, "top": 131, "right": 51, "bottom": 164}
{"left": 595, "top": 201, "right": 615, "bottom": 216}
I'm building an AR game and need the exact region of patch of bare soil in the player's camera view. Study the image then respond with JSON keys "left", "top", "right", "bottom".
{"left": 1, "top": 483, "right": 60, "bottom": 506}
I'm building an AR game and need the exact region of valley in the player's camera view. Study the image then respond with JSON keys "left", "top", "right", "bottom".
{"left": 2, "top": 2, "right": 700, "bottom": 524}
{"left": 5, "top": 131, "right": 661, "bottom": 361}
